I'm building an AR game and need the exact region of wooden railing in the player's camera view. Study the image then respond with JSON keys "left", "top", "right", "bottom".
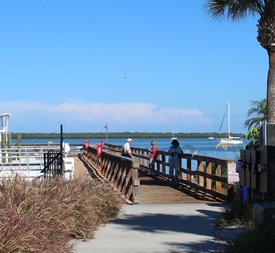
{"left": 105, "top": 143, "right": 235, "bottom": 202}
{"left": 83, "top": 146, "right": 140, "bottom": 204}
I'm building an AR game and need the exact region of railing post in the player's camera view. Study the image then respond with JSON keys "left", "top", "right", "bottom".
{"left": 186, "top": 158, "right": 191, "bottom": 182}
{"left": 161, "top": 154, "right": 166, "bottom": 174}
{"left": 198, "top": 160, "right": 204, "bottom": 187}
{"left": 206, "top": 162, "right": 212, "bottom": 190}
{"left": 132, "top": 160, "right": 140, "bottom": 204}
{"left": 156, "top": 152, "right": 160, "bottom": 173}
{"left": 215, "top": 164, "right": 222, "bottom": 193}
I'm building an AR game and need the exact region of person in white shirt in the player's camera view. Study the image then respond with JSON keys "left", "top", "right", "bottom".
{"left": 122, "top": 138, "right": 133, "bottom": 158}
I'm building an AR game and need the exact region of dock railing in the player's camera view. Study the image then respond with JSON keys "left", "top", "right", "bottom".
{"left": 105, "top": 143, "right": 234, "bottom": 202}
{"left": 83, "top": 146, "right": 140, "bottom": 204}
{"left": 0, "top": 145, "right": 73, "bottom": 180}
{"left": 0, "top": 146, "right": 53, "bottom": 179}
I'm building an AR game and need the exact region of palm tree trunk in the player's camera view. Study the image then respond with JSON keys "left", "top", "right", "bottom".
{"left": 267, "top": 50, "right": 275, "bottom": 145}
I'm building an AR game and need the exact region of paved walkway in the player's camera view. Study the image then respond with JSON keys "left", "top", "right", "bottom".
{"left": 71, "top": 154, "right": 224, "bottom": 253}
{"left": 72, "top": 203, "right": 223, "bottom": 253}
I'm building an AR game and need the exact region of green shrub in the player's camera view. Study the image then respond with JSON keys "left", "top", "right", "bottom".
{"left": 224, "top": 221, "right": 275, "bottom": 253}
{"left": 217, "top": 201, "right": 254, "bottom": 227}
{"left": 216, "top": 201, "right": 275, "bottom": 253}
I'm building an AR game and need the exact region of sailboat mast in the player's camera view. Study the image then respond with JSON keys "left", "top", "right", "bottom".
{"left": 228, "top": 102, "right": 230, "bottom": 138}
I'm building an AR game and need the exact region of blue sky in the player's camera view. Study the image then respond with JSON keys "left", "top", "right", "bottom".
{"left": 0, "top": 1, "right": 267, "bottom": 133}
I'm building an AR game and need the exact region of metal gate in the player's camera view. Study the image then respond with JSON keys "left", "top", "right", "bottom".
{"left": 41, "top": 150, "right": 63, "bottom": 177}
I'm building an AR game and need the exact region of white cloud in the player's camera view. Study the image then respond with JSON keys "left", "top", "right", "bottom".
{"left": 0, "top": 100, "right": 211, "bottom": 132}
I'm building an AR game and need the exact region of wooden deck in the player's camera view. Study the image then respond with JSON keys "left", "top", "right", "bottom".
{"left": 138, "top": 169, "right": 221, "bottom": 204}
{"left": 72, "top": 154, "right": 221, "bottom": 205}
{"left": 71, "top": 153, "right": 92, "bottom": 179}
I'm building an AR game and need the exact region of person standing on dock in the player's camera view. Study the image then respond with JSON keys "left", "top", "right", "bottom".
{"left": 168, "top": 139, "right": 183, "bottom": 184}
{"left": 147, "top": 140, "right": 158, "bottom": 175}
{"left": 122, "top": 138, "right": 133, "bottom": 158}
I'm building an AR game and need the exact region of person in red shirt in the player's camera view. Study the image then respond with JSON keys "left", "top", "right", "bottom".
{"left": 147, "top": 140, "right": 158, "bottom": 175}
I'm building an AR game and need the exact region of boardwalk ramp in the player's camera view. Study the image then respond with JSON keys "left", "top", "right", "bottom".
{"left": 73, "top": 154, "right": 221, "bottom": 205}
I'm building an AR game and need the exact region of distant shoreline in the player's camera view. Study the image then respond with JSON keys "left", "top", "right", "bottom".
{"left": 10, "top": 132, "right": 246, "bottom": 139}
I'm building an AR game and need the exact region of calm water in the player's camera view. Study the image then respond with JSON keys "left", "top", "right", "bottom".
{"left": 18, "top": 137, "right": 249, "bottom": 161}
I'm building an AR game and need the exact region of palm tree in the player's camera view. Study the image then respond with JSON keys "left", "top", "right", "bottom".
{"left": 244, "top": 98, "right": 267, "bottom": 130}
{"left": 203, "top": 1, "right": 275, "bottom": 143}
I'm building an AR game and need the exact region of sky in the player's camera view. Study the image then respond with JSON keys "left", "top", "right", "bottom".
{"left": 0, "top": 1, "right": 267, "bottom": 134}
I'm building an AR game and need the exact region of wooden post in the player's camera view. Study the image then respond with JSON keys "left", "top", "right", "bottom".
{"left": 1, "top": 133, "right": 6, "bottom": 164}
{"left": 178, "top": 158, "right": 182, "bottom": 179}
{"left": 156, "top": 152, "right": 160, "bottom": 173}
{"left": 8, "top": 133, "right": 12, "bottom": 163}
{"left": 206, "top": 162, "right": 212, "bottom": 190}
{"left": 198, "top": 160, "right": 204, "bottom": 187}
{"left": 17, "top": 134, "right": 21, "bottom": 146}
{"left": 186, "top": 158, "right": 191, "bottom": 182}
{"left": 216, "top": 164, "right": 222, "bottom": 194}
{"left": 161, "top": 154, "right": 166, "bottom": 174}
{"left": 131, "top": 161, "right": 140, "bottom": 204}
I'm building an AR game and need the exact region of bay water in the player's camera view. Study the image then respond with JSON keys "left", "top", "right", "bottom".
{"left": 18, "top": 137, "right": 249, "bottom": 161}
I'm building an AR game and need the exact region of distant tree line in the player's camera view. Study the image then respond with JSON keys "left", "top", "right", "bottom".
{"left": 11, "top": 132, "right": 245, "bottom": 139}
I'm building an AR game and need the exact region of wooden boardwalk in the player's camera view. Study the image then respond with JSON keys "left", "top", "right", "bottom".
{"left": 138, "top": 169, "right": 220, "bottom": 204}
{"left": 71, "top": 153, "right": 92, "bottom": 179}
{"left": 72, "top": 154, "right": 221, "bottom": 205}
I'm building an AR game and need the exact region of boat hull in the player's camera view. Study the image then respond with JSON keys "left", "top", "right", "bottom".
{"left": 220, "top": 138, "right": 243, "bottom": 145}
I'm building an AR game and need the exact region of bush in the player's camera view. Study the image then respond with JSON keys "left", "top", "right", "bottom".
{"left": 224, "top": 221, "right": 275, "bottom": 253}
{"left": 0, "top": 175, "right": 123, "bottom": 252}
{"left": 217, "top": 201, "right": 254, "bottom": 227}
{"left": 216, "top": 201, "right": 275, "bottom": 253}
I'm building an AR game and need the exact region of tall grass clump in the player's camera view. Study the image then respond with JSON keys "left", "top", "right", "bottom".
{"left": 217, "top": 201, "right": 254, "bottom": 227}
{"left": 216, "top": 201, "right": 275, "bottom": 253}
{"left": 223, "top": 220, "right": 275, "bottom": 253}
{"left": 0, "top": 175, "right": 123, "bottom": 253}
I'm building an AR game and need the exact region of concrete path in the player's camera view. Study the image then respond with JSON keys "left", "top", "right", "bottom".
{"left": 72, "top": 203, "right": 224, "bottom": 253}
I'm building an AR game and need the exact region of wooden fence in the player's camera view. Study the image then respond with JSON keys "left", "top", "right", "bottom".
{"left": 105, "top": 143, "right": 235, "bottom": 202}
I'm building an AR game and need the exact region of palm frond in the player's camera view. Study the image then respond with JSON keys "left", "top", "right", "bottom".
{"left": 244, "top": 98, "right": 267, "bottom": 130}
{"left": 203, "top": 0, "right": 263, "bottom": 21}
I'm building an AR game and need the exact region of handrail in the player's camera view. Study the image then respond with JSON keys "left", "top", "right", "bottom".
{"left": 83, "top": 146, "right": 140, "bottom": 204}
{"left": 105, "top": 143, "right": 234, "bottom": 202}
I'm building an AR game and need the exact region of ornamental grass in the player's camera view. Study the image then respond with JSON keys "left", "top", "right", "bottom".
{"left": 0, "top": 175, "right": 123, "bottom": 253}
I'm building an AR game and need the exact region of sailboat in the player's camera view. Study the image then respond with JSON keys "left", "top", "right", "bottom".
{"left": 208, "top": 133, "right": 214, "bottom": 140}
{"left": 171, "top": 129, "right": 177, "bottom": 140}
{"left": 219, "top": 102, "right": 243, "bottom": 145}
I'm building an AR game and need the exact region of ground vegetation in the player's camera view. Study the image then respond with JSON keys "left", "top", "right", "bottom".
{"left": 244, "top": 98, "right": 267, "bottom": 149}
{"left": 0, "top": 175, "right": 123, "bottom": 252}
{"left": 215, "top": 200, "right": 275, "bottom": 252}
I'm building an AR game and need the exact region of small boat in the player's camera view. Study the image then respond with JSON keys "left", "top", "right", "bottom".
{"left": 171, "top": 129, "right": 177, "bottom": 140}
{"left": 219, "top": 102, "right": 243, "bottom": 145}
{"left": 208, "top": 133, "right": 214, "bottom": 140}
